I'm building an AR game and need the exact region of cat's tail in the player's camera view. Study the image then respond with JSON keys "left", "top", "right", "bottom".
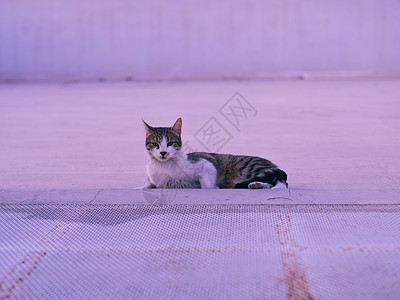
{"left": 272, "top": 168, "right": 288, "bottom": 187}
{"left": 259, "top": 168, "right": 288, "bottom": 188}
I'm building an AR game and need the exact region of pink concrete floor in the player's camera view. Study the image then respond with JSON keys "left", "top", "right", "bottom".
{"left": 0, "top": 79, "right": 399, "bottom": 190}
{"left": 1, "top": 80, "right": 400, "bottom": 299}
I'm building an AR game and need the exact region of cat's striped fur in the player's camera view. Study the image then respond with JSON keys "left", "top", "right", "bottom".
{"left": 187, "top": 152, "right": 287, "bottom": 188}
{"left": 143, "top": 118, "right": 288, "bottom": 189}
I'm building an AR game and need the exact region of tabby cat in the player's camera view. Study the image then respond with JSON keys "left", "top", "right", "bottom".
{"left": 143, "top": 118, "right": 288, "bottom": 189}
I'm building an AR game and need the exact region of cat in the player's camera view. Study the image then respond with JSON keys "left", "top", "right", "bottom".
{"left": 143, "top": 118, "right": 288, "bottom": 189}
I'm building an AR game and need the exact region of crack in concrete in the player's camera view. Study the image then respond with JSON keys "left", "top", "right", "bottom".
{"left": 89, "top": 189, "right": 103, "bottom": 204}
{"left": 31, "top": 193, "right": 40, "bottom": 204}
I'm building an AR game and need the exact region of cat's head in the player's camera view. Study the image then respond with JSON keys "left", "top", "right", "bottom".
{"left": 143, "top": 118, "right": 183, "bottom": 162}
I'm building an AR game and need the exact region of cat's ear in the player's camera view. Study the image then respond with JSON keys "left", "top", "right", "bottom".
{"left": 142, "top": 120, "right": 154, "bottom": 137}
{"left": 172, "top": 118, "right": 182, "bottom": 135}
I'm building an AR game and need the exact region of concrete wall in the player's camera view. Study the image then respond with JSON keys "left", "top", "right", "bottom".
{"left": 1, "top": 0, "right": 400, "bottom": 81}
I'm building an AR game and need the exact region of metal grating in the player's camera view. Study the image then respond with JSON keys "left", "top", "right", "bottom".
{"left": 1, "top": 204, "right": 399, "bottom": 299}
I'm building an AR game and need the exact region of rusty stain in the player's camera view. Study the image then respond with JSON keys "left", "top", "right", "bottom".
{"left": 56, "top": 245, "right": 273, "bottom": 255}
{"left": 0, "top": 251, "right": 47, "bottom": 299}
{"left": 340, "top": 247, "right": 353, "bottom": 252}
{"left": 285, "top": 261, "right": 314, "bottom": 300}
{"left": 35, "top": 236, "right": 398, "bottom": 257}
{"left": 0, "top": 217, "right": 74, "bottom": 299}
{"left": 276, "top": 214, "right": 314, "bottom": 300}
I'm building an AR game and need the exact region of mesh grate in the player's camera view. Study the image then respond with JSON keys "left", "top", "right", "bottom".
{"left": 1, "top": 204, "right": 399, "bottom": 299}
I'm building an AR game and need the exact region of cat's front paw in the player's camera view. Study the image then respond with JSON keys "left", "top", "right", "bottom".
{"left": 143, "top": 178, "right": 156, "bottom": 189}
{"left": 143, "top": 184, "right": 156, "bottom": 189}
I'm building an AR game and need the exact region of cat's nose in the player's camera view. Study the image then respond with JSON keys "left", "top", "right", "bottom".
{"left": 160, "top": 151, "right": 167, "bottom": 157}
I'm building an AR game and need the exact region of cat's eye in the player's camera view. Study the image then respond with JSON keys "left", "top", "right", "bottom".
{"left": 167, "top": 142, "right": 174, "bottom": 147}
{"left": 152, "top": 142, "right": 159, "bottom": 148}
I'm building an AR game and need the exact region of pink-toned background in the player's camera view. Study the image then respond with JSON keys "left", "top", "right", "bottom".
{"left": 1, "top": 0, "right": 400, "bottom": 81}
{"left": 0, "top": 1, "right": 399, "bottom": 191}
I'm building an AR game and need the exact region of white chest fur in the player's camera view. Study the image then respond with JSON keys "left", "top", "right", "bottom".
{"left": 146, "top": 154, "right": 218, "bottom": 189}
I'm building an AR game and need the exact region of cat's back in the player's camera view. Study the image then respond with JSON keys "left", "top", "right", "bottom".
{"left": 187, "top": 152, "right": 282, "bottom": 188}
{"left": 188, "top": 152, "right": 277, "bottom": 169}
